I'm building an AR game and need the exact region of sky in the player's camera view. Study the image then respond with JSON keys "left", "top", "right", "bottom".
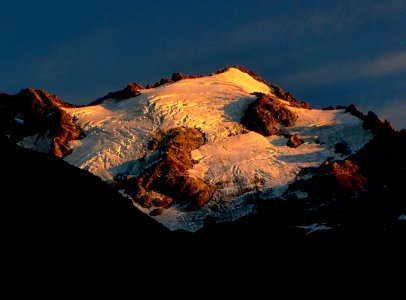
{"left": 1, "top": 0, "right": 405, "bottom": 129}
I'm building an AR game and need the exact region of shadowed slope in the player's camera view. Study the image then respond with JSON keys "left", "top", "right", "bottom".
{"left": 0, "top": 138, "right": 170, "bottom": 256}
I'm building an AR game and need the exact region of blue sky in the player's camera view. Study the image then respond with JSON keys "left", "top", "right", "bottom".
{"left": 1, "top": 0, "right": 405, "bottom": 128}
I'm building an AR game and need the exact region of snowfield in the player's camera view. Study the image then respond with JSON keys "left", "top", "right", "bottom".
{"left": 60, "top": 68, "right": 373, "bottom": 232}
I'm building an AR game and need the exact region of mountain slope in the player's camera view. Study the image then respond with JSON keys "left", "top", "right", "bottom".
{"left": 3, "top": 66, "right": 405, "bottom": 239}
{"left": 58, "top": 67, "right": 373, "bottom": 231}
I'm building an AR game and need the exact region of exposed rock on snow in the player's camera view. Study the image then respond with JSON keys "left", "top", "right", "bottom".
{"left": 118, "top": 127, "right": 216, "bottom": 211}
{"left": 171, "top": 72, "right": 203, "bottom": 82}
{"left": 89, "top": 82, "right": 145, "bottom": 106}
{"left": 241, "top": 92, "right": 298, "bottom": 136}
{"left": 335, "top": 141, "right": 351, "bottom": 155}
{"left": 287, "top": 134, "right": 304, "bottom": 148}
{"left": 0, "top": 88, "right": 81, "bottom": 157}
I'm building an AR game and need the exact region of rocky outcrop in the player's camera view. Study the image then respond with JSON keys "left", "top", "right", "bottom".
{"left": 343, "top": 104, "right": 395, "bottom": 133}
{"left": 270, "top": 85, "right": 310, "bottom": 109}
{"left": 146, "top": 78, "right": 173, "bottom": 89}
{"left": 171, "top": 72, "right": 203, "bottom": 82}
{"left": 241, "top": 92, "right": 298, "bottom": 136}
{"left": 287, "top": 134, "right": 304, "bottom": 148}
{"left": 345, "top": 104, "right": 366, "bottom": 120}
{"left": 119, "top": 127, "right": 216, "bottom": 211}
{"left": 320, "top": 159, "right": 366, "bottom": 191}
{"left": 363, "top": 111, "right": 395, "bottom": 133}
{"left": 335, "top": 141, "right": 351, "bottom": 155}
{"left": 0, "top": 88, "right": 82, "bottom": 157}
{"left": 89, "top": 83, "right": 144, "bottom": 105}
{"left": 141, "top": 191, "right": 174, "bottom": 209}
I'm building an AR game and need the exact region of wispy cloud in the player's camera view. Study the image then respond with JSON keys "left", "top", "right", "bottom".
{"left": 365, "top": 51, "right": 406, "bottom": 77}
{"left": 281, "top": 50, "right": 406, "bottom": 86}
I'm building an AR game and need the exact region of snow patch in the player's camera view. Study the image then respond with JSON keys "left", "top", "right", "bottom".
{"left": 18, "top": 131, "right": 52, "bottom": 154}
{"left": 14, "top": 118, "right": 25, "bottom": 125}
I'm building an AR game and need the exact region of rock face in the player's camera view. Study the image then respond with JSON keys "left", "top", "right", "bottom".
{"left": 119, "top": 127, "right": 216, "bottom": 211}
{"left": 363, "top": 111, "right": 395, "bottom": 133}
{"left": 0, "top": 89, "right": 82, "bottom": 157}
{"left": 241, "top": 92, "right": 298, "bottom": 136}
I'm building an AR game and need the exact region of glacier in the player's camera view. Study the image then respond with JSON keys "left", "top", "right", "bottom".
{"left": 61, "top": 68, "right": 374, "bottom": 231}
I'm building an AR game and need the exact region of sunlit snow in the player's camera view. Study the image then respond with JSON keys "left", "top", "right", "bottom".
{"left": 59, "top": 68, "right": 373, "bottom": 232}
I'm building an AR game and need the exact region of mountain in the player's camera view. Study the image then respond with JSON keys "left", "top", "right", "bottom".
{"left": 1, "top": 66, "right": 405, "bottom": 249}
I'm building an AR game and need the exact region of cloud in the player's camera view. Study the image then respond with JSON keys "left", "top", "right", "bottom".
{"left": 365, "top": 51, "right": 406, "bottom": 77}
{"left": 281, "top": 50, "right": 406, "bottom": 86}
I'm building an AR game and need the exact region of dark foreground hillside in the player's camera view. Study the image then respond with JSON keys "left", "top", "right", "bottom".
{"left": 0, "top": 138, "right": 172, "bottom": 259}
{"left": 2, "top": 134, "right": 406, "bottom": 245}
{"left": 2, "top": 138, "right": 406, "bottom": 285}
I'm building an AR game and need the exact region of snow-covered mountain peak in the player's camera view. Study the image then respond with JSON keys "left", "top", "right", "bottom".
{"left": 144, "top": 67, "right": 271, "bottom": 140}
{"left": 63, "top": 67, "right": 272, "bottom": 181}
{"left": 3, "top": 66, "right": 405, "bottom": 240}
{"left": 14, "top": 67, "right": 376, "bottom": 232}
